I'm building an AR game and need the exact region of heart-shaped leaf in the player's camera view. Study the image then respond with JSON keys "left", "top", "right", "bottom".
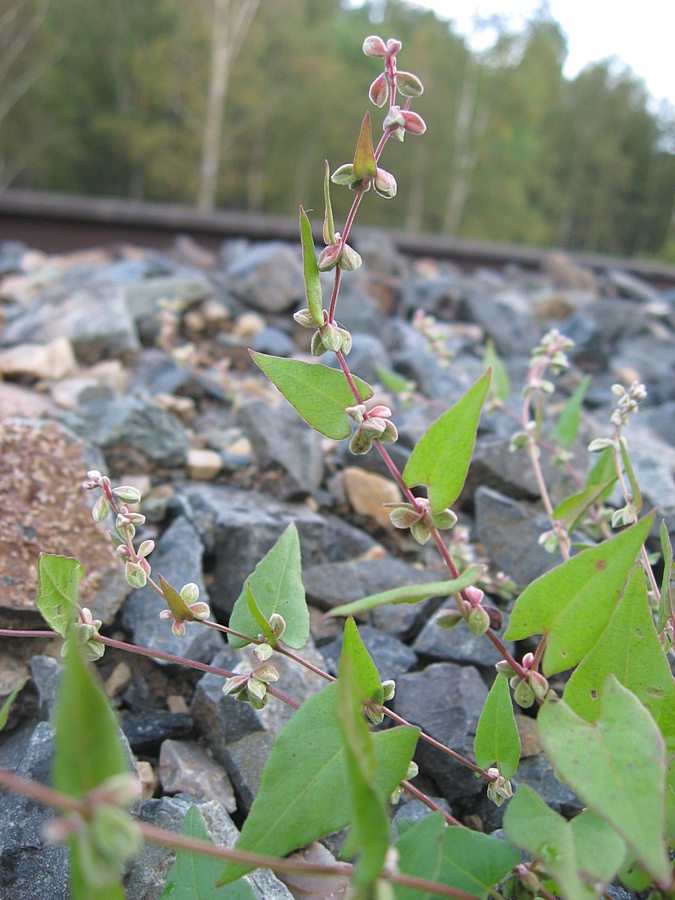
{"left": 474, "top": 674, "right": 520, "bottom": 779}
{"left": 36, "top": 553, "right": 84, "bottom": 636}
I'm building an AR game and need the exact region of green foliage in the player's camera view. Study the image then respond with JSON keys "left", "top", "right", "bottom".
{"left": 228, "top": 524, "right": 309, "bottom": 650}
{"left": 53, "top": 636, "right": 136, "bottom": 898}
{"left": 161, "top": 807, "right": 255, "bottom": 899}
{"left": 552, "top": 479, "right": 617, "bottom": 535}
{"left": 250, "top": 352, "right": 373, "bottom": 439}
{"left": 504, "top": 786, "right": 625, "bottom": 900}
{"left": 551, "top": 375, "right": 590, "bottom": 448}
{"left": 0, "top": 678, "right": 27, "bottom": 731}
{"left": 36, "top": 553, "right": 84, "bottom": 636}
{"left": 403, "top": 370, "right": 490, "bottom": 513}
{"left": 563, "top": 565, "right": 675, "bottom": 749}
{"left": 328, "top": 567, "right": 479, "bottom": 618}
{"left": 299, "top": 205, "right": 324, "bottom": 327}
{"left": 474, "top": 674, "right": 520, "bottom": 779}
{"left": 395, "top": 812, "right": 520, "bottom": 900}
{"left": 217, "top": 681, "right": 419, "bottom": 885}
{"left": 504, "top": 514, "right": 654, "bottom": 675}
{"left": 538, "top": 677, "right": 670, "bottom": 884}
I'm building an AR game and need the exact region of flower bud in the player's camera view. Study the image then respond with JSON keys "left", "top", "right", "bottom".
{"left": 337, "top": 327, "right": 352, "bottom": 355}
{"left": 486, "top": 772, "right": 513, "bottom": 807}
{"left": 92, "top": 495, "right": 109, "bottom": 523}
{"left": 317, "top": 243, "right": 343, "bottom": 272}
{"left": 485, "top": 606, "right": 504, "bottom": 631}
{"left": 369, "top": 72, "right": 389, "bottom": 107}
{"left": 464, "top": 585, "right": 484, "bottom": 606}
{"left": 365, "top": 701, "right": 384, "bottom": 725}
{"left": 588, "top": 437, "right": 614, "bottom": 452}
{"left": 431, "top": 508, "right": 457, "bottom": 530}
{"left": 189, "top": 601, "right": 210, "bottom": 620}
{"left": 269, "top": 613, "right": 286, "bottom": 639}
{"left": 222, "top": 674, "right": 249, "bottom": 696}
{"left": 383, "top": 106, "right": 406, "bottom": 131}
{"left": 389, "top": 505, "right": 423, "bottom": 529}
{"left": 513, "top": 678, "right": 536, "bottom": 709}
{"left": 363, "top": 35, "right": 388, "bottom": 57}
{"left": 381, "top": 680, "right": 396, "bottom": 701}
{"left": 112, "top": 485, "right": 142, "bottom": 504}
{"left": 345, "top": 404, "right": 366, "bottom": 423}
{"left": 468, "top": 606, "right": 490, "bottom": 637}
{"left": 435, "top": 609, "right": 463, "bottom": 629}
{"left": 137, "top": 539, "right": 155, "bottom": 558}
{"left": 247, "top": 678, "right": 267, "bottom": 702}
{"left": 321, "top": 323, "right": 343, "bottom": 352}
{"left": 180, "top": 583, "right": 199, "bottom": 604}
{"left": 338, "top": 243, "right": 362, "bottom": 271}
{"left": 528, "top": 670, "right": 549, "bottom": 700}
{"left": 293, "top": 308, "right": 321, "bottom": 328}
{"left": 395, "top": 71, "right": 424, "bottom": 97}
{"left": 379, "top": 420, "right": 398, "bottom": 443}
{"left": 386, "top": 38, "right": 402, "bottom": 55}
{"left": 252, "top": 663, "right": 280, "bottom": 684}
{"left": 400, "top": 110, "right": 426, "bottom": 134}
{"left": 349, "top": 428, "right": 374, "bottom": 456}
{"left": 254, "top": 642, "right": 273, "bottom": 661}
{"left": 373, "top": 168, "right": 397, "bottom": 199}
{"left": 331, "top": 163, "right": 357, "bottom": 185}
{"left": 410, "top": 519, "right": 431, "bottom": 545}
{"left": 495, "top": 660, "right": 517, "bottom": 677}
{"left": 311, "top": 331, "right": 327, "bottom": 356}
{"left": 125, "top": 561, "right": 147, "bottom": 589}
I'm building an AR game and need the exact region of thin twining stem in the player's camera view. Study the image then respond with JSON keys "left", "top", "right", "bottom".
{"left": 0, "top": 767, "right": 483, "bottom": 900}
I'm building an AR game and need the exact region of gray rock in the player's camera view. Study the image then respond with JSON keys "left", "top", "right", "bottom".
{"left": 123, "top": 274, "right": 214, "bottom": 321}
{"left": 177, "top": 484, "right": 380, "bottom": 616}
{"left": 413, "top": 611, "right": 514, "bottom": 669}
{"left": 125, "top": 794, "right": 293, "bottom": 899}
{"left": 222, "top": 731, "right": 276, "bottom": 812}
{"left": 514, "top": 752, "right": 582, "bottom": 817}
{"left": 0, "top": 721, "right": 69, "bottom": 899}
{"left": 328, "top": 332, "right": 391, "bottom": 385}
{"left": 3, "top": 280, "right": 140, "bottom": 364}
{"left": 237, "top": 399, "right": 325, "bottom": 498}
{"left": 393, "top": 662, "right": 488, "bottom": 802}
{"left": 351, "top": 227, "right": 405, "bottom": 277}
{"left": 121, "top": 515, "right": 223, "bottom": 665}
{"left": 64, "top": 394, "right": 190, "bottom": 471}
{"left": 392, "top": 796, "right": 454, "bottom": 834}
{"left": 611, "top": 334, "right": 675, "bottom": 405}
{"left": 398, "top": 273, "right": 463, "bottom": 318}
{"left": 327, "top": 279, "right": 388, "bottom": 338}
{"left": 121, "top": 710, "right": 194, "bottom": 754}
{"left": 29, "top": 655, "right": 62, "bottom": 722}
{"left": 226, "top": 242, "right": 304, "bottom": 314}
{"left": 249, "top": 324, "right": 297, "bottom": 357}
{"left": 474, "top": 487, "right": 558, "bottom": 589}
{"left": 605, "top": 268, "right": 659, "bottom": 301}
{"left": 460, "top": 289, "right": 541, "bottom": 357}
{"left": 159, "top": 739, "right": 237, "bottom": 812}
{"left": 319, "top": 625, "right": 418, "bottom": 681}
{"left": 638, "top": 401, "right": 675, "bottom": 445}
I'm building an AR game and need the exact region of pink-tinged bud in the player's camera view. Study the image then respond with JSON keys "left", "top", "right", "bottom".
{"left": 468, "top": 606, "right": 490, "bottom": 637}
{"left": 400, "top": 110, "right": 426, "bottom": 135}
{"left": 410, "top": 519, "right": 431, "bottom": 545}
{"left": 513, "top": 678, "right": 535, "bottom": 709}
{"left": 379, "top": 420, "right": 398, "bottom": 443}
{"left": 189, "top": 601, "right": 210, "bottom": 620}
{"left": 363, "top": 35, "right": 388, "bottom": 57}
{"left": 180, "top": 582, "right": 199, "bottom": 604}
{"left": 112, "top": 485, "right": 142, "bottom": 504}
{"left": 396, "top": 71, "right": 424, "bottom": 98}
{"left": 338, "top": 243, "right": 362, "bottom": 271}
{"left": 311, "top": 331, "right": 327, "bottom": 357}
{"left": 317, "top": 243, "right": 343, "bottom": 272}
{"left": 386, "top": 38, "right": 402, "bottom": 55}
{"left": 321, "top": 323, "right": 343, "bottom": 353}
{"left": 389, "top": 505, "right": 423, "bottom": 529}
{"left": 435, "top": 608, "right": 463, "bottom": 629}
{"left": 369, "top": 73, "right": 389, "bottom": 107}
{"left": 528, "top": 670, "right": 549, "bottom": 700}
{"left": 172, "top": 621, "right": 186, "bottom": 638}
{"left": 253, "top": 663, "right": 280, "bottom": 684}
{"left": 383, "top": 106, "right": 406, "bottom": 130}
{"left": 92, "top": 494, "right": 108, "bottom": 523}
{"left": 346, "top": 404, "right": 367, "bottom": 423}
{"left": 222, "top": 674, "right": 249, "bottom": 696}
{"left": 331, "top": 163, "right": 357, "bottom": 186}
{"left": 369, "top": 405, "right": 393, "bottom": 419}
{"left": 349, "top": 428, "right": 374, "bottom": 456}
{"left": 464, "top": 585, "right": 484, "bottom": 606}
{"left": 521, "top": 652, "right": 535, "bottom": 669}
{"left": 374, "top": 167, "right": 397, "bottom": 198}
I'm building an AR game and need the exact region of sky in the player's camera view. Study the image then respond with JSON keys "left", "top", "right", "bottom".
{"left": 361, "top": 0, "right": 675, "bottom": 108}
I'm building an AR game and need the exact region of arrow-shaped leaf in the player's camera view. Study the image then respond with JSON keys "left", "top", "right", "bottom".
{"left": 36, "top": 553, "right": 84, "bottom": 636}
{"left": 403, "top": 370, "right": 490, "bottom": 513}
{"left": 299, "top": 205, "right": 324, "bottom": 327}
{"left": 250, "top": 352, "right": 373, "bottom": 440}
{"left": 352, "top": 111, "right": 377, "bottom": 182}
{"left": 504, "top": 515, "right": 653, "bottom": 675}
{"left": 474, "top": 674, "right": 520, "bottom": 779}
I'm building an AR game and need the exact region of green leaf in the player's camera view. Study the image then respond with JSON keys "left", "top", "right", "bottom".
{"left": 352, "top": 111, "right": 377, "bottom": 182}
{"left": 474, "top": 674, "right": 520, "bottom": 779}
{"left": 244, "top": 582, "right": 276, "bottom": 646}
{"left": 504, "top": 515, "right": 653, "bottom": 675}
{"left": 657, "top": 520, "right": 673, "bottom": 633}
{"left": 161, "top": 807, "right": 255, "bottom": 899}
{"left": 250, "top": 353, "right": 373, "bottom": 440}
{"left": 340, "top": 617, "right": 383, "bottom": 706}
{"left": 322, "top": 160, "right": 337, "bottom": 246}
{"left": 299, "top": 205, "right": 324, "bottom": 327}
{"left": 551, "top": 375, "right": 590, "bottom": 449}
{"left": 36, "top": 553, "right": 84, "bottom": 636}
{"left": 552, "top": 479, "right": 617, "bottom": 535}
{"left": 328, "top": 568, "right": 479, "bottom": 619}
{"left": 504, "top": 785, "right": 603, "bottom": 900}
{"left": 395, "top": 812, "right": 519, "bottom": 900}
{"left": 337, "top": 652, "right": 390, "bottom": 886}
{"left": 229, "top": 524, "right": 308, "bottom": 650}
{"left": 619, "top": 439, "right": 642, "bottom": 514}
{"left": 570, "top": 811, "right": 626, "bottom": 890}
{"left": 53, "top": 637, "right": 132, "bottom": 898}
{"left": 218, "top": 682, "right": 419, "bottom": 885}
{"left": 483, "top": 339, "right": 510, "bottom": 405}
{"left": 537, "top": 676, "right": 670, "bottom": 885}
{"left": 563, "top": 564, "right": 675, "bottom": 751}
{"left": 0, "top": 678, "right": 27, "bottom": 731}
{"left": 403, "top": 370, "right": 491, "bottom": 513}
{"left": 587, "top": 446, "right": 617, "bottom": 500}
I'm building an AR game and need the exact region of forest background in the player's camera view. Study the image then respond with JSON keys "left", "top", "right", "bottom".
{"left": 2, "top": 0, "right": 675, "bottom": 260}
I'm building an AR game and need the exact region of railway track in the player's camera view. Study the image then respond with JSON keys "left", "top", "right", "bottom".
{"left": 2, "top": 188, "right": 675, "bottom": 289}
